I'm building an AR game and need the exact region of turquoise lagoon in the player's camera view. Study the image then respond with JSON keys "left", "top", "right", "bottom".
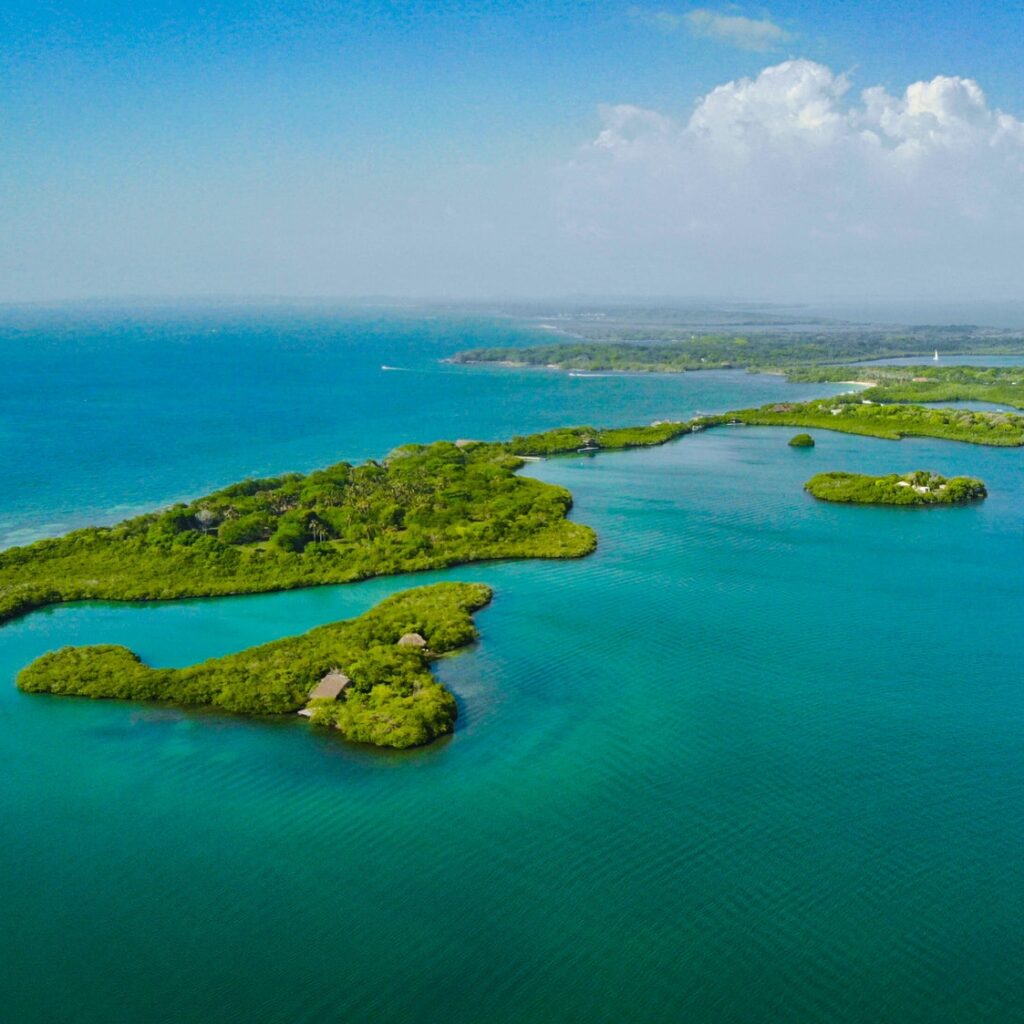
{"left": 1, "top": 310, "right": 1022, "bottom": 1023}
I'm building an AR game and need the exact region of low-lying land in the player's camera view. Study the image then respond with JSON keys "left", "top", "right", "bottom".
{"left": 0, "top": 441, "right": 594, "bottom": 625}
{"left": 4, "top": 402, "right": 1019, "bottom": 627}
{"left": 452, "top": 333, "right": 1024, "bottom": 372}
{"left": 11, "top": 323, "right": 1021, "bottom": 750}
{"left": 18, "top": 582, "right": 491, "bottom": 748}
{"left": 10, "top": 390, "right": 1017, "bottom": 747}
{"left": 0, "top": 421, "right": 735, "bottom": 626}
{"left": 787, "top": 365, "right": 1024, "bottom": 410}
{"left": 454, "top": 336, "right": 762, "bottom": 372}
{"left": 733, "top": 401, "right": 1024, "bottom": 446}
{"left": 805, "top": 471, "right": 987, "bottom": 506}
{"left": 507, "top": 420, "right": 703, "bottom": 456}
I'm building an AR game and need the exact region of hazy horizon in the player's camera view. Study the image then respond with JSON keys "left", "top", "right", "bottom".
{"left": 4, "top": 2, "right": 1024, "bottom": 304}
{"left": 6, "top": 295, "right": 1024, "bottom": 330}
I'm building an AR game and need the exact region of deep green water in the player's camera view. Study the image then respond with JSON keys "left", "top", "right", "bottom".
{"left": 1, "top": 311, "right": 1023, "bottom": 1022}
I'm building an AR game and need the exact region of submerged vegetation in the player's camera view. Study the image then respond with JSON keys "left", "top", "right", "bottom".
{"left": 18, "top": 583, "right": 491, "bottom": 748}
{"left": 805, "top": 471, "right": 987, "bottom": 506}
{"left": 0, "top": 442, "right": 593, "bottom": 624}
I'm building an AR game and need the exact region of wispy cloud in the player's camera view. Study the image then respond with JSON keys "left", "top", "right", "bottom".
{"left": 630, "top": 7, "right": 791, "bottom": 52}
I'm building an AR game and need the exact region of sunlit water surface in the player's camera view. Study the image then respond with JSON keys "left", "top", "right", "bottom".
{"left": 1, "top": 310, "right": 1022, "bottom": 1023}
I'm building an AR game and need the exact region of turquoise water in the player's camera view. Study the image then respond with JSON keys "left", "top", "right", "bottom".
{"left": 0, "top": 306, "right": 835, "bottom": 547}
{"left": 2, "top": 310, "right": 1023, "bottom": 1022}
{"left": 920, "top": 400, "right": 1020, "bottom": 413}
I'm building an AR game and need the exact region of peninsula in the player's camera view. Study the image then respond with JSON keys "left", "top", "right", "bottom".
{"left": 0, "top": 441, "right": 593, "bottom": 625}
{"left": 731, "top": 400, "right": 1024, "bottom": 446}
{"left": 17, "top": 582, "right": 491, "bottom": 748}
{"left": 3, "top": 402, "right": 1020, "bottom": 626}
{"left": 804, "top": 471, "right": 987, "bottom": 506}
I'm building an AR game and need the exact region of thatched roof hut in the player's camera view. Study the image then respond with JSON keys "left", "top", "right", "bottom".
{"left": 309, "top": 669, "right": 352, "bottom": 700}
{"left": 397, "top": 632, "right": 427, "bottom": 648}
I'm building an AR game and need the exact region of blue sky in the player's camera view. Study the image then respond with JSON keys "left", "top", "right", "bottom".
{"left": 3, "top": 1, "right": 1024, "bottom": 301}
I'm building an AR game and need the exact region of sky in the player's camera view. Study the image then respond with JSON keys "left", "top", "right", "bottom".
{"left": 2, "top": 0, "right": 1024, "bottom": 303}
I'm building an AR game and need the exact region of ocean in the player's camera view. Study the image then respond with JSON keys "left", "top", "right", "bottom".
{"left": 1, "top": 307, "right": 1022, "bottom": 1023}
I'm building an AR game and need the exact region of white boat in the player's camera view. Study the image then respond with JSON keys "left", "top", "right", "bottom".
{"left": 933, "top": 350, "right": 939, "bottom": 361}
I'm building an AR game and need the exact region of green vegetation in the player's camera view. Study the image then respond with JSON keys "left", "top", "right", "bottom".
{"left": 804, "top": 471, "right": 987, "bottom": 506}
{"left": 454, "top": 337, "right": 754, "bottom": 372}
{"left": 507, "top": 420, "right": 711, "bottom": 456}
{"left": 1, "top": 418, "right": 726, "bottom": 627}
{"left": 785, "top": 365, "right": 1024, "bottom": 411}
{"left": 733, "top": 400, "right": 1024, "bottom": 446}
{"left": 18, "top": 583, "right": 491, "bottom": 748}
{"left": 13, "top": 350, "right": 1017, "bottom": 750}
{"left": 0, "top": 442, "right": 594, "bottom": 625}
{"left": 5, "top": 396, "right": 1016, "bottom": 630}
{"left": 452, "top": 331, "right": 1024, "bottom": 373}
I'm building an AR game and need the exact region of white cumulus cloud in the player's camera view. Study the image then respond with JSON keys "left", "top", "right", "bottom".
{"left": 558, "top": 60, "right": 1024, "bottom": 297}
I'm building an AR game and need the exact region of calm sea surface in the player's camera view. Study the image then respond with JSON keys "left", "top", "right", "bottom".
{"left": 1, "top": 309, "right": 1022, "bottom": 1023}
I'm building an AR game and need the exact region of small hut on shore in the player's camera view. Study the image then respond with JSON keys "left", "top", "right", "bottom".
{"left": 308, "top": 669, "right": 352, "bottom": 700}
{"left": 397, "top": 632, "right": 427, "bottom": 649}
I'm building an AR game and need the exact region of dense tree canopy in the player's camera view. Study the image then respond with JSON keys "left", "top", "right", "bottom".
{"left": 804, "top": 471, "right": 987, "bottom": 506}
{"left": 0, "top": 442, "right": 593, "bottom": 624}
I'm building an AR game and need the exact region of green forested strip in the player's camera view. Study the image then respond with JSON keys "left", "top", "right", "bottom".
{"left": 734, "top": 401, "right": 1024, "bottom": 445}
{"left": 507, "top": 420, "right": 709, "bottom": 456}
{"left": 785, "top": 365, "right": 1024, "bottom": 410}
{"left": 452, "top": 334, "right": 1024, "bottom": 371}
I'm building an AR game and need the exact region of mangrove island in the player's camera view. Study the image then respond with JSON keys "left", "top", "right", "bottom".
{"left": 17, "top": 582, "right": 491, "bottom": 748}
{"left": 804, "top": 471, "right": 988, "bottom": 506}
